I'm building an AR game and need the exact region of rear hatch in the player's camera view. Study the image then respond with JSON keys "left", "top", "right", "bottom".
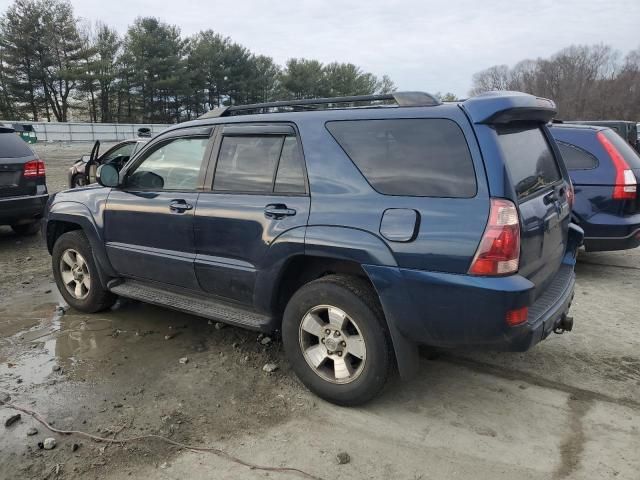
{"left": 495, "top": 124, "right": 571, "bottom": 296}
{"left": 0, "top": 130, "right": 41, "bottom": 198}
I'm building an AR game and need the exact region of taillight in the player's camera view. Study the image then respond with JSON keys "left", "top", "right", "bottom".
{"left": 469, "top": 198, "right": 520, "bottom": 276}
{"left": 566, "top": 181, "right": 575, "bottom": 208}
{"left": 597, "top": 131, "right": 637, "bottom": 200}
{"left": 23, "top": 159, "right": 45, "bottom": 178}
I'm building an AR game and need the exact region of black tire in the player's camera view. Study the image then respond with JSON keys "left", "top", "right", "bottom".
{"left": 282, "top": 274, "right": 393, "bottom": 406}
{"left": 52, "top": 230, "right": 116, "bottom": 313}
{"left": 71, "top": 173, "right": 87, "bottom": 188}
{"left": 11, "top": 221, "right": 40, "bottom": 236}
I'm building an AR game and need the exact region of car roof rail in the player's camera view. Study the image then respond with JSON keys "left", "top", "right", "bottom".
{"left": 197, "top": 91, "right": 441, "bottom": 119}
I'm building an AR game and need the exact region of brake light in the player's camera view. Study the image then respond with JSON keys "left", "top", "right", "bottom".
{"left": 469, "top": 198, "right": 520, "bottom": 276}
{"left": 23, "top": 159, "right": 45, "bottom": 178}
{"left": 506, "top": 306, "right": 528, "bottom": 327}
{"left": 597, "top": 131, "right": 636, "bottom": 200}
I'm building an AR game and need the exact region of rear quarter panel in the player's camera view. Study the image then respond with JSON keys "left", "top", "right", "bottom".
{"left": 298, "top": 106, "right": 490, "bottom": 274}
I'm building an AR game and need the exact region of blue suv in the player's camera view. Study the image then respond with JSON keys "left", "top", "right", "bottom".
{"left": 43, "top": 91, "right": 582, "bottom": 405}
{"left": 550, "top": 123, "right": 640, "bottom": 251}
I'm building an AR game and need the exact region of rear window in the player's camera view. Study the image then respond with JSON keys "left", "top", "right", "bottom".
{"left": 496, "top": 126, "right": 561, "bottom": 200}
{"left": 602, "top": 129, "right": 640, "bottom": 169}
{"left": 557, "top": 141, "right": 598, "bottom": 170}
{"left": 0, "top": 132, "right": 34, "bottom": 158}
{"left": 326, "top": 119, "right": 476, "bottom": 197}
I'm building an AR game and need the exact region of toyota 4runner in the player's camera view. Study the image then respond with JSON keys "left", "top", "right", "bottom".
{"left": 43, "top": 91, "right": 583, "bottom": 405}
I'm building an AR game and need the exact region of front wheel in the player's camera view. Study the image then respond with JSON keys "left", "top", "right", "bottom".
{"left": 52, "top": 230, "right": 116, "bottom": 312}
{"left": 282, "top": 274, "right": 393, "bottom": 406}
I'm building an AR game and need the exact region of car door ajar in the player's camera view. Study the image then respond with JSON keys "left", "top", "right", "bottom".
{"left": 194, "top": 124, "right": 310, "bottom": 306}
{"left": 103, "top": 127, "right": 213, "bottom": 290}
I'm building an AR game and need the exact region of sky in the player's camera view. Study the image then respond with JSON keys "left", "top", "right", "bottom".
{"left": 2, "top": 0, "right": 639, "bottom": 97}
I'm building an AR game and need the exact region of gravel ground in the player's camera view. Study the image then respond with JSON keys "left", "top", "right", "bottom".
{"left": 0, "top": 142, "right": 639, "bottom": 480}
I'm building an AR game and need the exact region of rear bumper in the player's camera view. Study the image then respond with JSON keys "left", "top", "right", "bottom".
{"left": 0, "top": 193, "right": 48, "bottom": 225}
{"left": 364, "top": 224, "right": 581, "bottom": 356}
{"left": 579, "top": 211, "right": 640, "bottom": 251}
{"left": 365, "top": 263, "right": 575, "bottom": 352}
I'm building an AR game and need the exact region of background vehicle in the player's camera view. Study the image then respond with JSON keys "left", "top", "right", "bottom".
{"left": 550, "top": 124, "right": 640, "bottom": 251}
{"left": 566, "top": 120, "right": 638, "bottom": 151}
{"left": 68, "top": 139, "right": 147, "bottom": 188}
{"left": 11, "top": 123, "right": 37, "bottom": 144}
{"left": 0, "top": 126, "right": 47, "bottom": 235}
{"left": 44, "top": 91, "right": 581, "bottom": 405}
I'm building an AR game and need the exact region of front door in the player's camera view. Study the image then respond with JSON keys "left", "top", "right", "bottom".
{"left": 194, "top": 124, "right": 310, "bottom": 305}
{"left": 104, "top": 130, "right": 212, "bottom": 289}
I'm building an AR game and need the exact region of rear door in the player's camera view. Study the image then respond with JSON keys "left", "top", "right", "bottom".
{"left": 194, "top": 124, "right": 310, "bottom": 305}
{"left": 0, "top": 130, "right": 41, "bottom": 199}
{"left": 495, "top": 124, "right": 571, "bottom": 293}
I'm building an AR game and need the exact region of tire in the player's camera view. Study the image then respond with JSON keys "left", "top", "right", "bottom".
{"left": 71, "top": 174, "right": 86, "bottom": 188}
{"left": 11, "top": 221, "right": 40, "bottom": 236}
{"left": 282, "top": 274, "right": 393, "bottom": 406}
{"left": 52, "top": 230, "right": 116, "bottom": 313}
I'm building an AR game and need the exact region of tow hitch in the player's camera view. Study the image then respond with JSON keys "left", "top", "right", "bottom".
{"left": 554, "top": 314, "right": 573, "bottom": 334}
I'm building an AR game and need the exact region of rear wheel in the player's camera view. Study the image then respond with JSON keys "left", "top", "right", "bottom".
{"left": 11, "top": 221, "right": 40, "bottom": 236}
{"left": 52, "top": 230, "right": 115, "bottom": 312}
{"left": 282, "top": 274, "right": 393, "bottom": 406}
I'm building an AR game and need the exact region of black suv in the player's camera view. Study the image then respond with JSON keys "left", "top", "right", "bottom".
{"left": 44, "top": 92, "right": 582, "bottom": 405}
{"left": 0, "top": 127, "right": 48, "bottom": 235}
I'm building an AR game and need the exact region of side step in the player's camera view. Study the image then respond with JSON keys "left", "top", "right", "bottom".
{"left": 109, "top": 279, "right": 275, "bottom": 332}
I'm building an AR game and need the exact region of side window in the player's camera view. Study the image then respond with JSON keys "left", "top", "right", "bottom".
{"left": 125, "top": 137, "right": 208, "bottom": 190}
{"left": 103, "top": 143, "right": 135, "bottom": 162}
{"left": 326, "top": 119, "right": 477, "bottom": 197}
{"left": 214, "top": 136, "right": 282, "bottom": 192}
{"left": 557, "top": 142, "right": 598, "bottom": 170}
{"left": 213, "top": 133, "right": 306, "bottom": 194}
{"left": 275, "top": 136, "right": 306, "bottom": 193}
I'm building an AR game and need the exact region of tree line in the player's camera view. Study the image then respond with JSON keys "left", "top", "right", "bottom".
{"left": 0, "top": 0, "right": 396, "bottom": 123}
{"left": 470, "top": 44, "right": 640, "bottom": 121}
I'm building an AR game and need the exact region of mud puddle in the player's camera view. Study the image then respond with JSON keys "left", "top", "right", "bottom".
{"left": 0, "top": 281, "right": 310, "bottom": 479}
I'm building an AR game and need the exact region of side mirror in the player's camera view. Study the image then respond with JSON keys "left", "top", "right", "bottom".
{"left": 96, "top": 164, "right": 120, "bottom": 188}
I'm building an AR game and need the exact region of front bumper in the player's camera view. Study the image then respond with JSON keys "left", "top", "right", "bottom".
{"left": 0, "top": 193, "right": 48, "bottom": 225}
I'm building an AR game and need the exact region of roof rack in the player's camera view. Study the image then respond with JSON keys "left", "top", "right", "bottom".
{"left": 198, "top": 91, "right": 441, "bottom": 119}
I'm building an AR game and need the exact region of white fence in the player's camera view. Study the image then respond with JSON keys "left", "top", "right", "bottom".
{"left": 0, "top": 121, "right": 172, "bottom": 142}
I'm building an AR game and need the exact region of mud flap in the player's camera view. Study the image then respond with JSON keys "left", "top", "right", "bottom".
{"left": 363, "top": 265, "right": 420, "bottom": 379}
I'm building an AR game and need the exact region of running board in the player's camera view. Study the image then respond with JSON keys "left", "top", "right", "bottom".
{"left": 108, "top": 279, "right": 275, "bottom": 331}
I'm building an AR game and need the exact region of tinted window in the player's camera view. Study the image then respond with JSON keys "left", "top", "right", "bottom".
{"left": 0, "top": 132, "right": 34, "bottom": 158}
{"left": 275, "top": 137, "right": 305, "bottom": 193}
{"left": 497, "top": 126, "right": 561, "bottom": 200}
{"left": 602, "top": 129, "right": 640, "bottom": 169}
{"left": 557, "top": 142, "right": 598, "bottom": 170}
{"left": 214, "top": 136, "right": 283, "bottom": 192}
{"left": 127, "top": 137, "right": 208, "bottom": 190}
{"left": 326, "top": 119, "right": 476, "bottom": 197}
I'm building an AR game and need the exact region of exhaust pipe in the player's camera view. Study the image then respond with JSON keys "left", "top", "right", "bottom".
{"left": 554, "top": 314, "right": 573, "bottom": 334}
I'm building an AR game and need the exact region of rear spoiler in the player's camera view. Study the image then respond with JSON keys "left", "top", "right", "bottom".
{"left": 461, "top": 91, "right": 557, "bottom": 125}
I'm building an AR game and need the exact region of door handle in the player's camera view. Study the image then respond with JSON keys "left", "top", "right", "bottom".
{"left": 169, "top": 199, "right": 193, "bottom": 213}
{"left": 543, "top": 190, "right": 558, "bottom": 205}
{"left": 264, "top": 204, "right": 296, "bottom": 219}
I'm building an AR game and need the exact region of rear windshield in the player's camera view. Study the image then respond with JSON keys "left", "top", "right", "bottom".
{"left": 0, "top": 132, "right": 34, "bottom": 158}
{"left": 602, "top": 129, "right": 640, "bottom": 169}
{"left": 326, "top": 119, "right": 477, "bottom": 197}
{"left": 496, "top": 125, "right": 561, "bottom": 201}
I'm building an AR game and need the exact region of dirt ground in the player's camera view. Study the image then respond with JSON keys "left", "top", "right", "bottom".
{"left": 1, "top": 142, "right": 639, "bottom": 480}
